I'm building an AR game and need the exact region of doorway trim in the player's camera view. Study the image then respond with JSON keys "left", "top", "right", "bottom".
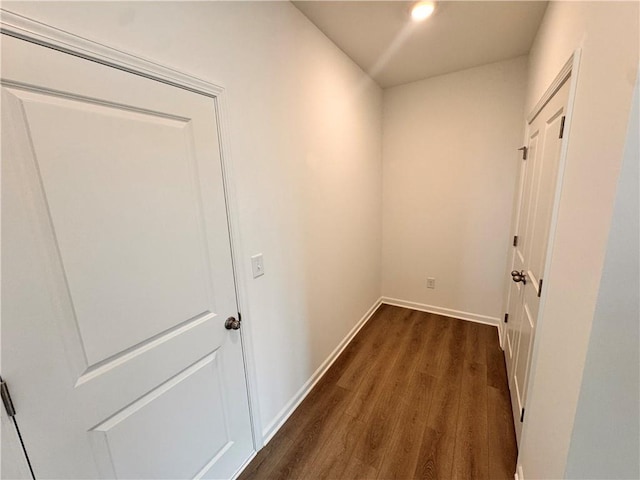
{"left": 0, "top": 7, "right": 264, "bottom": 455}
{"left": 527, "top": 54, "right": 578, "bottom": 124}
{"left": 513, "top": 48, "right": 582, "bottom": 475}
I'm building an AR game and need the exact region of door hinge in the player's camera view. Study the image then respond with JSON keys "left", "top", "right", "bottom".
{"left": 0, "top": 377, "right": 16, "bottom": 417}
{"left": 538, "top": 279, "right": 543, "bottom": 298}
{"left": 504, "top": 313, "right": 509, "bottom": 324}
{"left": 559, "top": 116, "right": 566, "bottom": 138}
{"left": 513, "top": 235, "right": 519, "bottom": 247}
{"left": 517, "top": 146, "right": 528, "bottom": 160}
{"left": 520, "top": 408, "right": 525, "bottom": 423}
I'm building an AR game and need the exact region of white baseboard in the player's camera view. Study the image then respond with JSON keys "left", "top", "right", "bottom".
{"left": 260, "top": 297, "right": 383, "bottom": 444}
{"left": 515, "top": 464, "right": 524, "bottom": 480}
{"left": 381, "top": 297, "right": 502, "bottom": 342}
{"left": 232, "top": 451, "right": 257, "bottom": 480}
{"left": 497, "top": 322, "right": 504, "bottom": 351}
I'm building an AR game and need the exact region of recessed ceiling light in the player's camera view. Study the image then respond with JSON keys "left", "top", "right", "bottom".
{"left": 411, "top": 1, "right": 436, "bottom": 21}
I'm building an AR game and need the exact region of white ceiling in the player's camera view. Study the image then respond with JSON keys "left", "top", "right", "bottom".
{"left": 293, "top": 1, "right": 548, "bottom": 88}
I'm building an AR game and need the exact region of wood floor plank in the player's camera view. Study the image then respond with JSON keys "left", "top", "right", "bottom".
{"left": 414, "top": 426, "right": 444, "bottom": 480}
{"left": 337, "top": 304, "right": 400, "bottom": 390}
{"left": 269, "top": 385, "right": 350, "bottom": 480}
{"left": 417, "top": 313, "right": 449, "bottom": 377}
{"left": 345, "top": 307, "right": 415, "bottom": 420}
{"left": 488, "top": 385, "right": 518, "bottom": 479}
{"left": 349, "top": 319, "right": 421, "bottom": 468}
{"left": 316, "top": 305, "right": 386, "bottom": 392}
{"left": 485, "top": 327, "right": 509, "bottom": 390}
{"left": 350, "top": 310, "right": 432, "bottom": 470}
{"left": 252, "top": 302, "right": 383, "bottom": 449}
{"left": 376, "top": 371, "right": 436, "bottom": 480}
{"left": 237, "top": 433, "right": 294, "bottom": 480}
{"left": 239, "top": 306, "right": 517, "bottom": 480}
{"left": 276, "top": 352, "right": 352, "bottom": 442}
{"left": 464, "top": 321, "right": 492, "bottom": 365}
{"left": 437, "top": 317, "right": 468, "bottom": 382}
{"left": 303, "top": 412, "right": 368, "bottom": 479}
{"left": 452, "top": 361, "right": 489, "bottom": 480}
{"left": 414, "top": 381, "right": 461, "bottom": 479}
{"left": 413, "top": 321, "right": 467, "bottom": 479}
{"left": 340, "top": 454, "right": 379, "bottom": 480}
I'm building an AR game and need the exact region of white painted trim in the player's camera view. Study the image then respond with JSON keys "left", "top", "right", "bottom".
{"left": 527, "top": 55, "right": 573, "bottom": 124}
{"left": 261, "top": 297, "right": 383, "bottom": 443}
{"left": 515, "top": 464, "right": 525, "bottom": 480}
{"left": 0, "top": 10, "right": 224, "bottom": 97}
{"left": 496, "top": 312, "right": 504, "bottom": 347}
{"left": 381, "top": 297, "right": 501, "bottom": 326}
{"left": 0, "top": 9, "right": 265, "bottom": 452}
{"left": 231, "top": 450, "right": 257, "bottom": 480}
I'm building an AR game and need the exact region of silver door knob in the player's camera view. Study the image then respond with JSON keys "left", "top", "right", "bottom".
{"left": 225, "top": 316, "right": 241, "bottom": 330}
{"left": 511, "top": 270, "right": 527, "bottom": 285}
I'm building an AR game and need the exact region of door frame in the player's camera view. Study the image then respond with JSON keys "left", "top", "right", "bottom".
{"left": 501, "top": 48, "right": 582, "bottom": 453}
{"left": 0, "top": 7, "right": 264, "bottom": 465}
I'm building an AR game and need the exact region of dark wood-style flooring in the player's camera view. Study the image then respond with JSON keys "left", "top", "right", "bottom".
{"left": 239, "top": 304, "right": 517, "bottom": 480}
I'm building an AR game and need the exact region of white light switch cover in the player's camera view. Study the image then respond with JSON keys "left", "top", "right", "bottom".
{"left": 251, "top": 254, "right": 264, "bottom": 278}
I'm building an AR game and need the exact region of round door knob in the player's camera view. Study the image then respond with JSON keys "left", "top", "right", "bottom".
{"left": 511, "top": 270, "right": 527, "bottom": 285}
{"left": 225, "top": 316, "right": 241, "bottom": 330}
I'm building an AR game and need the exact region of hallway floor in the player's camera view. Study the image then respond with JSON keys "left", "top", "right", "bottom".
{"left": 239, "top": 304, "right": 517, "bottom": 480}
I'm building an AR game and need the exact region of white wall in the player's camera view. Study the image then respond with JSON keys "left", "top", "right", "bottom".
{"left": 2, "top": 1, "right": 383, "bottom": 440}
{"left": 565, "top": 71, "right": 639, "bottom": 480}
{"left": 518, "top": 2, "right": 639, "bottom": 478}
{"left": 381, "top": 56, "right": 527, "bottom": 326}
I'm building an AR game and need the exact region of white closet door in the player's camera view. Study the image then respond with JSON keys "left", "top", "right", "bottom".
{"left": 505, "top": 77, "right": 571, "bottom": 443}
{"left": 2, "top": 34, "right": 253, "bottom": 479}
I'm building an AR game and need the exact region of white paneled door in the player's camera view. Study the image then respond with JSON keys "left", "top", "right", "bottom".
{"left": 505, "top": 76, "right": 571, "bottom": 444}
{"left": 1, "top": 35, "right": 254, "bottom": 478}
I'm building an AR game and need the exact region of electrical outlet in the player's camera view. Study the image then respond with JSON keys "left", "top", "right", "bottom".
{"left": 427, "top": 277, "right": 436, "bottom": 289}
{"left": 251, "top": 254, "right": 265, "bottom": 278}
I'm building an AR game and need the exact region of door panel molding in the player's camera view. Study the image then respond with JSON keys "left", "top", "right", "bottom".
{"left": 0, "top": 8, "right": 263, "bottom": 464}
{"left": 75, "top": 311, "right": 216, "bottom": 388}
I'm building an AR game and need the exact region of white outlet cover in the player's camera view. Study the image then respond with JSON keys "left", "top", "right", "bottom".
{"left": 251, "top": 254, "right": 264, "bottom": 278}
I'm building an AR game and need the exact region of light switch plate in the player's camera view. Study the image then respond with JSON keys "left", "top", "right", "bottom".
{"left": 251, "top": 254, "right": 264, "bottom": 278}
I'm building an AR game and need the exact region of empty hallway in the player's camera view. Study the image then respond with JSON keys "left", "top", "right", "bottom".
{"left": 2, "top": 2, "right": 638, "bottom": 478}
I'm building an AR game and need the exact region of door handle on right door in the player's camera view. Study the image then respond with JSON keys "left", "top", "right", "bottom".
{"left": 511, "top": 270, "right": 527, "bottom": 285}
